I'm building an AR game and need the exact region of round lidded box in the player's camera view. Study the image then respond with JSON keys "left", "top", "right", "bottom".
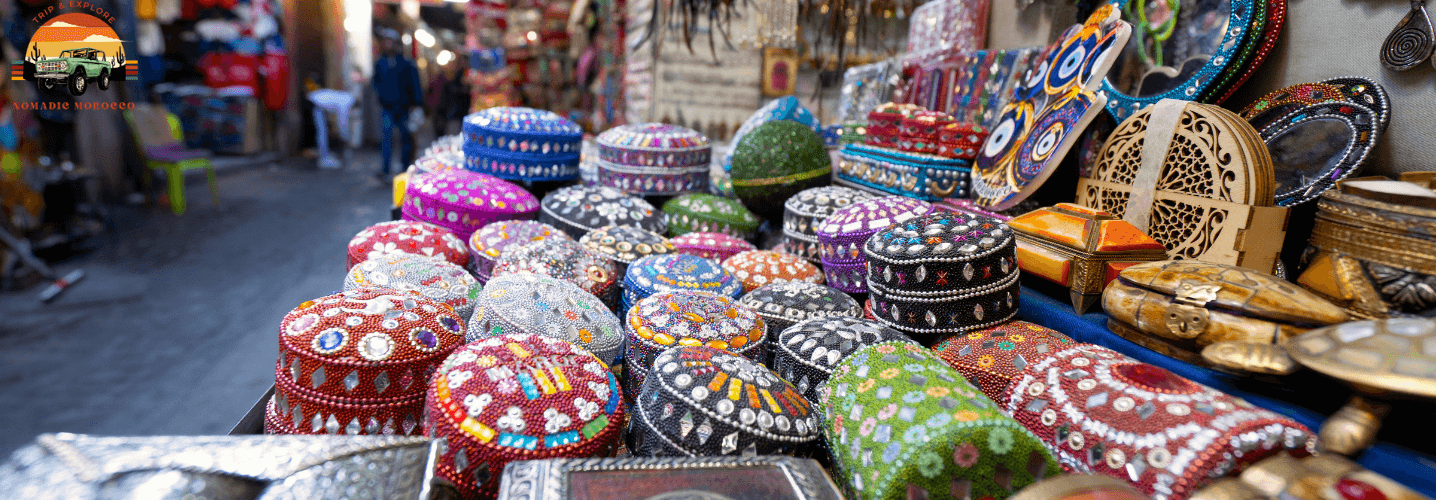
{"left": 270, "top": 288, "right": 467, "bottom": 436}
{"left": 596, "top": 123, "right": 711, "bottom": 196}
{"left": 730, "top": 120, "right": 833, "bottom": 219}
{"left": 722, "top": 250, "right": 825, "bottom": 293}
{"left": 623, "top": 253, "right": 743, "bottom": 312}
{"left": 738, "top": 281, "right": 863, "bottom": 349}
{"left": 783, "top": 186, "right": 876, "bottom": 263}
{"left": 580, "top": 225, "right": 675, "bottom": 270}
{"left": 865, "top": 212, "right": 1021, "bottom": 341}
{"left": 465, "top": 273, "right": 624, "bottom": 365}
{"left": 661, "top": 193, "right": 762, "bottom": 239}
{"left": 817, "top": 196, "right": 935, "bottom": 293}
{"left": 624, "top": 290, "right": 767, "bottom": 400}
{"left": 931, "top": 321, "right": 1074, "bottom": 404}
{"left": 670, "top": 231, "right": 757, "bottom": 262}
{"left": 403, "top": 168, "right": 540, "bottom": 241}
{"left": 492, "top": 237, "right": 619, "bottom": 310}
{"left": 467, "top": 220, "right": 571, "bottom": 283}
{"left": 343, "top": 253, "right": 481, "bottom": 321}
{"left": 461, "top": 106, "right": 583, "bottom": 182}
{"left": 630, "top": 345, "right": 821, "bottom": 457}
{"left": 538, "top": 185, "right": 667, "bottom": 240}
{"left": 346, "top": 220, "right": 469, "bottom": 271}
{"left": 426, "top": 333, "right": 624, "bottom": 499}
{"left": 771, "top": 316, "right": 913, "bottom": 406}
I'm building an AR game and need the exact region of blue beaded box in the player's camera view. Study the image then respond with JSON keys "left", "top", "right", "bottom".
{"left": 836, "top": 143, "right": 972, "bottom": 201}
{"left": 462, "top": 107, "right": 583, "bottom": 182}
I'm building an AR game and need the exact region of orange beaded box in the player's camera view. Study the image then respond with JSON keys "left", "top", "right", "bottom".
{"left": 1009, "top": 203, "right": 1167, "bottom": 313}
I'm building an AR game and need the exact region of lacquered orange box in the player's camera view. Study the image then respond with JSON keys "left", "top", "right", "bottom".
{"left": 1009, "top": 203, "right": 1168, "bottom": 313}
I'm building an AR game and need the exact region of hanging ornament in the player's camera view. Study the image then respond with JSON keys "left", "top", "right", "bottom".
{"left": 1381, "top": 0, "right": 1436, "bottom": 71}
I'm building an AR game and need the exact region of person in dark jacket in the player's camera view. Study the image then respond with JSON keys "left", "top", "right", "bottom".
{"left": 372, "top": 33, "right": 422, "bottom": 180}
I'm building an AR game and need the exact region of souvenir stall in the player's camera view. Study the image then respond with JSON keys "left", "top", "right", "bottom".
{"left": 8, "top": 0, "right": 1436, "bottom": 499}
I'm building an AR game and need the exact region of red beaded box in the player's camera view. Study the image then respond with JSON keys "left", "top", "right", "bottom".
{"left": 346, "top": 220, "right": 469, "bottom": 271}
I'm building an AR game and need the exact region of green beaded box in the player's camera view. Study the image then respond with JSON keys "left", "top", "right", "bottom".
{"left": 730, "top": 120, "right": 833, "bottom": 219}
{"left": 661, "top": 193, "right": 761, "bottom": 239}
{"left": 822, "top": 341, "right": 1058, "bottom": 500}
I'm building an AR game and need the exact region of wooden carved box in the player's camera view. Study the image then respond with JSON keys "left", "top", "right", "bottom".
{"left": 1075, "top": 100, "right": 1289, "bottom": 273}
{"left": 1008, "top": 203, "right": 1168, "bottom": 313}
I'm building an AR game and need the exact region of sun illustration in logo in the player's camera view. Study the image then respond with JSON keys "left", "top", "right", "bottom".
{"left": 24, "top": 13, "right": 126, "bottom": 96}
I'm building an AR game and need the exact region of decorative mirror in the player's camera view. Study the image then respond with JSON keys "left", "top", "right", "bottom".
{"left": 1210, "top": 0, "right": 1285, "bottom": 104}
{"left": 1254, "top": 101, "right": 1381, "bottom": 206}
{"left": 1100, "top": 0, "right": 1256, "bottom": 119}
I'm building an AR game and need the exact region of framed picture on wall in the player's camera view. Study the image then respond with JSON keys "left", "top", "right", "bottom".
{"left": 762, "top": 47, "right": 799, "bottom": 96}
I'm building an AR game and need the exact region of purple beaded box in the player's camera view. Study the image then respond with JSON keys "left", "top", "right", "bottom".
{"left": 403, "top": 169, "right": 540, "bottom": 242}
{"left": 467, "top": 220, "right": 571, "bottom": 283}
{"left": 814, "top": 196, "right": 934, "bottom": 293}
{"left": 595, "top": 123, "right": 711, "bottom": 196}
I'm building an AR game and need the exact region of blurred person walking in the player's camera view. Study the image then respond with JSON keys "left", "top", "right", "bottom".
{"left": 371, "top": 32, "right": 422, "bottom": 181}
{"left": 426, "top": 62, "right": 457, "bottom": 137}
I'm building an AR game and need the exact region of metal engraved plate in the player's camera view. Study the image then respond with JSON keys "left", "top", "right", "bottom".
{"left": 495, "top": 456, "right": 843, "bottom": 500}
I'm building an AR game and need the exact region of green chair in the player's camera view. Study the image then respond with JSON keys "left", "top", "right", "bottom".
{"left": 123, "top": 104, "right": 218, "bottom": 215}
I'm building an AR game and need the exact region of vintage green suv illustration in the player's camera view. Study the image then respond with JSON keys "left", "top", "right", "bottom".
{"left": 32, "top": 47, "right": 119, "bottom": 96}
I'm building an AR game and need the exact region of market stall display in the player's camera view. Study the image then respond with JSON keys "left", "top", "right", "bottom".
{"left": 595, "top": 123, "right": 711, "bottom": 196}
{"left": 537, "top": 185, "right": 667, "bottom": 239}
{"left": 669, "top": 231, "right": 757, "bottom": 262}
{"left": 464, "top": 273, "right": 624, "bottom": 365}
{"left": 729, "top": 120, "right": 832, "bottom": 219}
{"left": 721, "top": 250, "right": 824, "bottom": 293}
{"left": 816, "top": 196, "right": 935, "bottom": 294}
{"left": 425, "top": 334, "right": 624, "bottom": 499}
{"left": 661, "top": 193, "right": 761, "bottom": 239}
{"left": 268, "top": 288, "right": 466, "bottom": 436}
{"left": 462, "top": 107, "right": 584, "bottom": 182}
{"left": 345, "top": 220, "right": 469, "bottom": 271}
{"left": 492, "top": 238, "right": 621, "bottom": 311}
{"left": 1008, "top": 204, "right": 1168, "bottom": 313}
{"left": 622, "top": 253, "right": 743, "bottom": 312}
{"left": 781, "top": 186, "right": 876, "bottom": 264}
{"left": 623, "top": 290, "right": 766, "bottom": 400}
{"left": 629, "top": 346, "right": 820, "bottom": 457}
{"left": 342, "top": 253, "right": 481, "bottom": 320}
{"left": 468, "top": 220, "right": 572, "bottom": 284}
{"left": 402, "top": 168, "right": 541, "bottom": 241}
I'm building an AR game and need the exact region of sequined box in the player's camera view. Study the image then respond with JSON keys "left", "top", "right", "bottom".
{"left": 346, "top": 220, "right": 469, "bottom": 271}
{"left": 864, "top": 213, "right": 1021, "bottom": 343}
{"left": 465, "top": 273, "right": 625, "bottom": 365}
{"left": 836, "top": 143, "right": 972, "bottom": 201}
{"left": 623, "top": 291, "right": 766, "bottom": 401}
{"left": 721, "top": 250, "right": 825, "bottom": 294}
{"left": 670, "top": 232, "right": 757, "bottom": 262}
{"left": 661, "top": 193, "right": 761, "bottom": 239}
{"left": 538, "top": 185, "right": 667, "bottom": 240}
{"left": 343, "top": 253, "right": 481, "bottom": 320}
{"left": 579, "top": 225, "right": 675, "bottom": 277}
{"left": 823, "top": 341, "right": 1059, "bottom": 500}
{"left": 493, "top": 237, "right": 621, "bottom": 311}
{"left": 739, "top": 281, "right": 864, "bottom": 363}
{"left": 426, "top": 334, "right": 625, "bottom": 499}
{"left": 897, "top": 110, "right": 955, "bottom": 154}
{"left": 494, "top": 456, "right": 845, "bottom": 500}
{"left": 462, "top": 107, "right": 584, "bottom": 182}
{"left": 817, "top": 196, "right": 936, "bottom": 294}
{"left": 782, "top": 186, "right": 877, "bottom": 264}
{"left": 596, "top": 123, "right": 711, "bottom": 196}
{"left": 622, "top": 253, "right": 743, "bottom": 312}
{"left": 403, "top": 169, "right": 540, "bottom": 242}
{"left": 468, "top": 220, "right": 571, "bottom": 283}
{"left": 771, "top": 317, "right": 912, "bottom": 407}
{"left": 629, "top": 346, "right": 821, "bottom": 457}
{"left": 935, "top": 122, "right": 989, "bottom": 160}
{"left": 1000, "top": 344, "right": 1313, "bottom": 500}
{"left": 268, "top": 288, "right": 467, "bottom": 437}
{"left": 1007, "top": 204, "right": 1168, "bottom": 314}
{"left": 930, "top": 321, "right": 1074, "bottom": 403}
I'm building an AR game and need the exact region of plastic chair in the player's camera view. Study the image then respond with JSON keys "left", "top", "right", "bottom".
{"left": 124, "top": 104, "right": 218, "bottom": 215}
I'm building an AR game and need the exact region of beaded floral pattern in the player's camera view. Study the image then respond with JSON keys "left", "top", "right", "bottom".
{"left": 722, "top": 250, "right": 825, "bottom": 293}
{"left": 1001, "top": 344, "right": 1312, "bottom": 500}
{"left": 343, "top": 253, "right": 481, "bottom": 320}
{"left": 783, "top": 186, "right": 876, "bottom": 263}
{"left": 468, "top": 220, "right": 571, "bottom": 281}
{"left": 538, "top": 185, "right": 667, "bottom": 239}
{"left": 492, "top": 238, "right": 619, "bottom": 309}
{"left": 931, "top": 321, "right": 1074, "bottom": 404}
{"left": 631, "top": 346, "right": 820, "bottom": 457}
{"left": 346, "top": 220, "right": 469, "bottom": 270}
{"left": 662, "top": 193, "right": 761, "bottom": 239}
{"left": 623, "top": 254, "right": 743, "bottom": 311}
{"left": 670, "top": 232, "right": 757, "bottom": 262}
{"left": 580, "top": 225, "right": 674, "bottom": 266}
{"left": 465, "top": 274, "right": 624, "bottom": 365}
{"left": 403, "top": 169, "right": 540, "bottom": 241}
{"left": 426, "top": 334, "right": 623, "bottom": 499}
{"left": 772, "top": 316, "right": 913, "bottom": 405}
{"left": 824, "top": 341, "right": 1058, "bottom": 500}
{"left": 738, "top": 281, "right": 864, "bottom": 346}
{"left": 624, "top": 291, "right": 767, "bottom": 400}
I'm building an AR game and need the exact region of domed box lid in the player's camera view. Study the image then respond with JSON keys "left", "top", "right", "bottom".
{"left": 595, "top": 123, "right": 711, "bottom": 169}
{"left": 931, "top": 321, "right": 1075, "bottom": 404}
{"left": 468, "top": 220, "right": 571, "bottom": 282}
{"left": 823, "top": 341, "right": 1059, "bottom": 499}
{"left": 631, "top": 346, "right": 821, "bottom": 457}
{"left": 343, "top": 254, "right": 481, "bottom": 320}
{"left": 772, "top": 317, "right": 913, "bottom": 405}
{"left": 784, "top": 186, "right": 876, "bottom": 237}
{"left": 721, "top": 250, "right": 825, "bottom": 293}
{"left": 580, "top": 225, "right": 674, "bottom": 266}
{"left": 426, "top": 333, "right": 624, "bottom": 499}
{"left": 346, "top": 220, "right": 469, "bottom": 270}
{"left": 1000, "top": 344, "right": 1313, "bottom": 500}
{"left": 538, "top": 185, "right": 667, "bottom": 239}
{"left": 277, "top": 288, "right": 468, "bottom": 402}
{"left": 624, "top": 253, "right": 743, "bottom": 305}
{"left": 492, "top": 238, "right": 620, "bottom": 309}
{"left": 462, "top": 107, "right": 583, "bottom": 148}
{"left": 403, "top": 169, "right": 540, "bottom": 241}
{"left": 738, "top": 281, "right": 863, "bottom": 343}
{"left": 1109, "top": 260, "right": 1349, "bottom": 327}
{"left": 624, "top": 291, "right": 767, "bottom": 394}
{"left": 662, "top": 193, "right": 762, "bottom": 239}
{"left": 864, "top": 212, "right": 1019, "bottom": 295}
{"left": 816, "top": 196, "right": 934, "bottom": 265}
{"left": 670, "top": 232, "right": 757, "bottom": 262}
{"left": 465, "top": 273, "right": 624, "bottom": 365}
